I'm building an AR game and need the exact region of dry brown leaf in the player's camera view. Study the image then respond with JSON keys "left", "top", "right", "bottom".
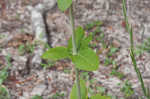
{"left": 7, "top": 33, "right": 34, "bottom": 47}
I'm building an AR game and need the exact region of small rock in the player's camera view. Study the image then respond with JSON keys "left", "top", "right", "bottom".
{"left": 31, "top": 84, "right": 47, "bottom": 96}
{"left": 112, "top": 39, "right": 121, "bottom": 48}
{"left": 31, "top": 46, "right": 44, "bottom": 68}
{"left": 22, "top": 92, "right": 30, "bottom": 98}
{"left": 57, "top": 66, "right": 64, "bottom": 71}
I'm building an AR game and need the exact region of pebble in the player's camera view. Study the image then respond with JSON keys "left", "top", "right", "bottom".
{"left": 31, "top": 84, "right": 47, "bottom": 96}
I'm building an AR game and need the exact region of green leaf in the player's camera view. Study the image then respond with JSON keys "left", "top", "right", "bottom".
{"left": 0, "top": 85, "right": 10, "bottom": 99}
{"left": 90, "top": 94, "right": 110, "bottom": 99}
{"left": 70, "top": 79, "right": 87, "bottom": 99}
{"left": 31, "top": 95, "right": 43, "bottom": 99}
{"left": 42, "top": 47, "right": 70, "bottom": 61}
{"left": 108, "top": 47, "right": 118, "bottom": 56}
{"left": 57, "top": 0, "right": 72, "bottom": 11}
{"left": 85, "top": 20, "right": 103, "bottom": 30}
{"left": 71, "top": 48, "right": 99, "bottom": 71}
{"left": 80, "top": 33, "right": 93, "bottom": 49}
{"left": 0, "top": 69, "right": 8, "bottom": 85}
{"left": 94, "top": 21, "right": 103, "bottom": 26}
{"left": 68, "top": 26, "right": 85, "bottom": 51}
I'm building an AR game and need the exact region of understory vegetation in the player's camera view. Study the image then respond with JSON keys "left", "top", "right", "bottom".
{"left": 0, "top": 0, "right": 150, "bottom": 99}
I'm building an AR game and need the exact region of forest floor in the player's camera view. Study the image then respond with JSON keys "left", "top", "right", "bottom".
{"left": 0, "top": 0, "right": 150, "bottom": 99}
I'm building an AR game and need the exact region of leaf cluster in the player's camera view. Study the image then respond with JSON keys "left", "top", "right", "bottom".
{"left": 43, "top": 1, "right": 110, "bottom": 99}
{"left": 42, "top": 26, "right": 99, "bottom": 71}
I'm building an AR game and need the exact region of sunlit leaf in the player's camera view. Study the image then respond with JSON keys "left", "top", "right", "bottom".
{"left": 57, "top": 0, "right": 72, "bottom": 11}
{"left": 71, "top": 48, "right": 99, "bottom": 71}
{"left": 42, "top": 47, "right": 70, "bottom": 61}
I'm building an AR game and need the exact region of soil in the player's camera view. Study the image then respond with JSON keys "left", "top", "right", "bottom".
{"left": 0, "top": 0, "right": 150, "bottom": 99}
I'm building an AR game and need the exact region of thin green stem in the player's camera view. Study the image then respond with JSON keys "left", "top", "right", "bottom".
{"left": 122, "top": 0, "right": 133, "bottom": 48}
{"left": 69, "top": 5, "right": 77, "bottom": 55}
{"left": 130, "top": 49, "right": 147, "bottom": 96}
{"left": 122, "top": 0, "right": 148, "bottom": 98}
{"left": 75, "top": 68, "right": 81, "bottom": 99}
{"left": 69, "top": 4, "right": 81, "bottom": 99}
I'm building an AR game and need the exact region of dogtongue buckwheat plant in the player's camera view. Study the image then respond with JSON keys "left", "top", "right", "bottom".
{"left": 42, "top": 0, "right": 110, "bottom": 99}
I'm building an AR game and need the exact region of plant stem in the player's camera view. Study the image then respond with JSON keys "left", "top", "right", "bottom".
{"left": 122, "top": 0, "right": 148, "bottom": 98}
{"left": 75, "top": 68, "right": 81, "bottom": 99}
{"left": 69, "top": 4, "right": 81, "bottom": 99}
{"left": 69, "top": 5, "right": 77, "bottom": 55}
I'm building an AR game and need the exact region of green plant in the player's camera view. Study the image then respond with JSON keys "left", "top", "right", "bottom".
{"left": 108, "top": 47, "right": 118, "bottom": 57}
{"left": 18, "top": 43, "right": 35, "bottom": 55}
{"left": 18, "top": 45, "right": 25, "bottom": 55}
{"left": 63, "top": 68, "right": 71, "bottom": 74}
{"left": 0, "top": 46, "right": 2, "bottom": 52}
{"left": 85, "top": 20, "right": 103, "bottom": 44}
{"left": 110, "top": 69, "right": 125, "bottom": 79}
{"left": 98, "top": 33, "right": 107, "bottom": 49}
{"left": 80, "top": 72, "right": 108, "bottom": 96}
{"left": 40, "top": 60, "right": 54, "bottom": 69}
{"left": 42, "top": 26, "right": 99, "bottom": 99}
{"left": 0, "top": 34, "right": 6, "bottom": 39}
{"left": 42, "top": 0, "right": 110, "bottom": 99}
{"left": 84, "top": 21, "right": 106, "bottom": 50}
{"left": 89, "top": 43, "right": 97, "bottom": 48}
{"left": 80, "top": 72, "right": 89, "bottom": 80}
{"left": 90, "top": 94, "right": 110, "bottom": 99}
{"left": 103, "top": 46, "right": 118, "bottom": 66}
{"left": 31, "top": 95, "right": 43, "bottom": 99}
{"left": 26, "top": 43, "right": 35, "bottom": 53}
{"left": 122, "top": 0, "right": 150, "bottom": 98}
{"left": 135, "top": 37, "right": 150, "bottom": 56}
{"left": 0, "top": 54, "right": 11, "bottom": 99}
{"left": 0, "top": 67, "right": 9, "bottom": 85}
{"left": 121, "top": 80, "right": 134, "bottom": 98}
{"left": 96, "top": 86, "right": 106, "bottom": 95}
{"left": 85, "top": 20, "right": 103, "bottom": 30}
{"left": 0, "top": 54, "right": 11, "bottom": 85}
{"left": 49, "top": 92, "right": 65, "bottom": 99}
{"left": 0, "top": 85, "right": 10, "bottom": 99}
{"left": 104, "top": 57, "right": 113, "bottom": 66}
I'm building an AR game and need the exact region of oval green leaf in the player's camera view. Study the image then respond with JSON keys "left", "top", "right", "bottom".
{"left": 42, "top": 47, "right": 70, "bottom": 61}
{"left": 57, "top": 0, "right": 72, "bottom": 11}
{"left": 70, "top": 79, "right": 87, "bottom": 99}
{"left": 71, "top": 48, "right": 99, "bottom": 71}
